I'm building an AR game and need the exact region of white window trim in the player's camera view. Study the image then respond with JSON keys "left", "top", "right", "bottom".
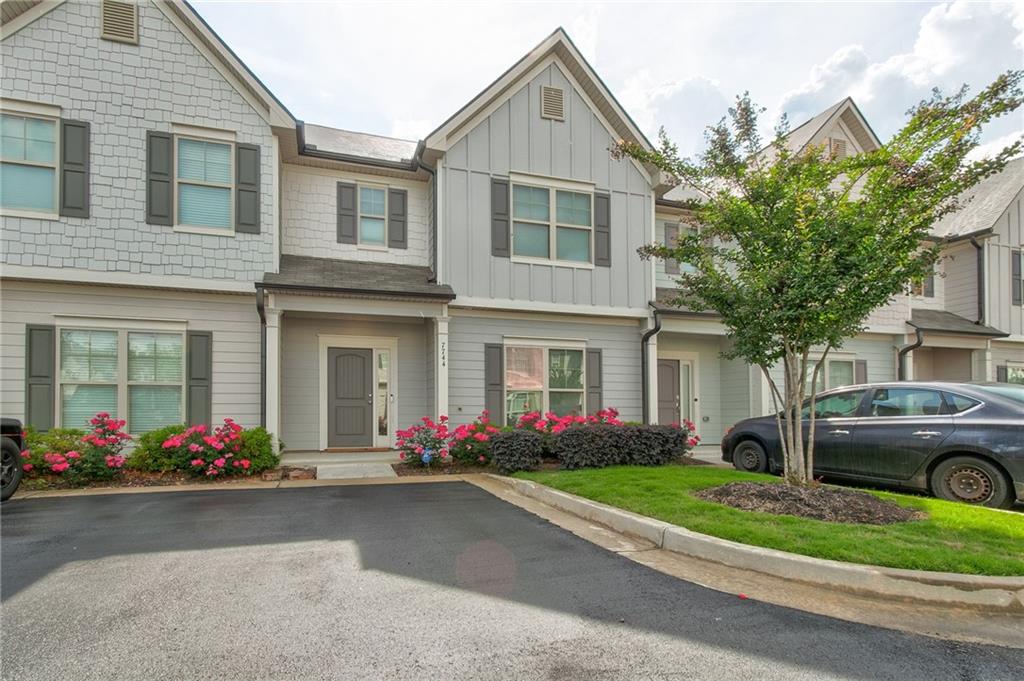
{"left": 509, "top": 180, "right": 595, "bottom": 269}
{"left": 55, "top": 325, "right": 186, "bottom": 434}
{"left": 356, "top": 181, "right": 389, "bottom": 249}
{"left": 1007, "top": 361, "right": 1024, "bottom": 384}
{"left": 502, "top": 342, "right": 587, "bottom": 423}
{"left": 808, "top": 353, "right": 857, "bottom": 391}
{"left": 0, "top": 109, "right": 60, "bottom": 219}
{"left": 173, "top": 132, "right": 235, "bottom": 236}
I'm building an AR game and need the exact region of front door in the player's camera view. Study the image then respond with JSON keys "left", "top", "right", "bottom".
{"left": 657, "top": 359, "right": 680, "bottom": 425}
{"left": 327, "top": 348, "right": 373, "bottom": 448}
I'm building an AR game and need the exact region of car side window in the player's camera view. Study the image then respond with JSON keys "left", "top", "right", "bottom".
{"left": 868, "top": 388, "right": 947, "bottom": 417}
{"left": 943, "top": 392, "right": 980, "bottom": 414}
{"left": 801, "top": 390, "right": 866, "bottom": 419}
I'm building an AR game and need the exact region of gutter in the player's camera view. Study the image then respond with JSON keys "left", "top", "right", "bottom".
{"left": 897, "top": 327, "right": 924, "bottom": 381}
{"left": 255, "top": 287, "right": 267, "bottom": 428}
{"left": 415, "top": 159, "right": 438, "bottom": 283}
{"left": 640, "top": 309, "right": 662, "bottom": 423}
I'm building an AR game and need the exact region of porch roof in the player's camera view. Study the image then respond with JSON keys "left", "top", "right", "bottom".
{"left": 650, "top": 288, "right": 719, "bottom": 318}
{"left": 908, "top": 309, "right": 1008, "bottom": 338}
{"left": 259, "top": 255, "right": 455, "bottom": 301}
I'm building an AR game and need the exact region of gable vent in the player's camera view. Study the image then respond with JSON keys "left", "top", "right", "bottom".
{"left": 541, "top": 86, "right": 565, "bottom": 121}
{"left": 101, "top": 0, "right": 138, "bottom": 45}
{"left": 828, "top": 137, "right": 848, "bottom": 159}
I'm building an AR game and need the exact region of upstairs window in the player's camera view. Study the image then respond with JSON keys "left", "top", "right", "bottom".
{"left": 176, "top": 137, "right": 233, "bottom": 230}
{"left": 359, "top": 186, "right": 387, "bottom": 246}
{"left": 0, "top": 113, "right": 58, "bottom": 215}
{"left": 511, "top": 183, "right": 592, "bottom": 265}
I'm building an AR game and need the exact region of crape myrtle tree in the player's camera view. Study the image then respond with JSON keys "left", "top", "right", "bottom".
{"left": 614, "top": 71, "right": 1023, "bottom": 485}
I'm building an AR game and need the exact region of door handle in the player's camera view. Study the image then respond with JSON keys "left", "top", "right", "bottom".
{"left": 913, "top": 430, "right": 942, "bottom": 438}
{"left": 829, "top": 429, "right": 849, "bottom": 436}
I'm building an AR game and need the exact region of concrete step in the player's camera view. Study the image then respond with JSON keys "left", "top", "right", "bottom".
{"left": 281, "top": 450, "right": 400, "bottom": 466}
{"left": 315, "top": 462, "right": 398, "bottom": 480}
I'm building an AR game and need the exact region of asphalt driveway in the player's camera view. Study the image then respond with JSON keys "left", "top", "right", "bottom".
{"left": 2, "top": 482, "right": 1021, "bottom": 680}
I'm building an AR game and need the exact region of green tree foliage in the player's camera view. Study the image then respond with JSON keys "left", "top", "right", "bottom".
{"left": 615, "top": 71, "right": 1023, "bottom": 484}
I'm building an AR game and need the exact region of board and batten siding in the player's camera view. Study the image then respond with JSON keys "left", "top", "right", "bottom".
{"left": 0, "top": 280, "right": 261, "bottom": 427}
{"left": 986, "top": 186, "right": 1023, "bottom": 338}
{"left": 942, "top": 241, "right": 979, "bottom": 322}
{"left": 447, "top": 313, "right": 644, "bottom": 425}
{"left": 280, "top": 165, "right": 431, "bottom": 267}
{"left": 0, "top": 0, "right": 277, "bottom": 283}
{"left": 441, "top": 62, "right": 653, "bottom": 310}
{"left": 279, "top": 316, "right": 431, "bottom": 451}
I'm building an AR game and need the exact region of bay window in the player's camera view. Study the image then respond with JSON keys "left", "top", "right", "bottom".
{"left": 505, "top": 344, "right": 585, "bottom": 422}
{"left": 58, "top": 327, "right": 184, "bottom": 433}
{"left": 1, "top": 112, "right": 58, "bottom": 215}
{"left": 511, "top": 182, "right": 593, "bottom": 264}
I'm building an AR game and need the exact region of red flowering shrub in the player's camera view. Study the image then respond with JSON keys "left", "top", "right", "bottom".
{"left": 396, "top": 416, "right": 451, "bottom": 467}
{"left": 448, "top": 410, "right": 501, "bottom": 465}
{"left": 31, "top": 413, "right": 131, "bottom": 484}
{"left": 161, "top": 418, "right": 252, "bottom": 477}
{"left": 514, "top": 408, "right": 625, "bottom": 436}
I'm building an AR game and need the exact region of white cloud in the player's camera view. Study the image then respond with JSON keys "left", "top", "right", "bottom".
{"left": 966, "top": 131, "right": 1023, "bottom": 162}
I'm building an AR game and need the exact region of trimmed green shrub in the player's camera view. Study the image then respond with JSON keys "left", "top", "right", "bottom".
{"left": 126, "top": 423, "right": 188, "bottom": 472}
{"left": 236, "top": 426, "right": 279, "bottom": 473}
{"left": 491, "top": 430, "right": 544, "bottom": 474}
{"left": 552, "top": 425, "right": 691, "bottom": 470}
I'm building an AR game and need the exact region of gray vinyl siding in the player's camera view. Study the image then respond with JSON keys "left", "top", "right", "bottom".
{"left": 720, "top": 354, "right": 753, "bottom": 431}
{"left": 447, "top": 313, "right": 643, "bottom": 425}
{"left": 0, "top": 280, "right": 261, "bottom": 427}
{"left": 986, "top": 187, "right": 1023, "bottom": 337}
{"left": 441, "top": 62, "right": 653, "bottom": 310}
{"left": 991, "top": 341, "right": 1024, "bottom": 379}
{"left": 767, "top": 334, "right": 897, "bottom": 389}
{"left": 942, "top": 241, "right": 979, "bottom": 321}
{"left": 279, "top": 316, "right": 430, "bottom": 450}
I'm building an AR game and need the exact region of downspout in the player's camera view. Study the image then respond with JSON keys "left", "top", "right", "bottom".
{"left": 970, "top": 237, "right": 985, "bottom": 325}
{"left": 641, "top": 309, "right": 662, "bottom": 423}
{"left": 256, "top": 286, "right": 267, "bottom": 428}
{"left": 897, "top": 327, "right": 924, "bottom": 381}
{"left": 416, "top": 158, "right": 438, "bottom": 282}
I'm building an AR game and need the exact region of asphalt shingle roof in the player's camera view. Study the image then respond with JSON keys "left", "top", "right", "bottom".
{"left": 261, "top": 255, "right": 454, "bottom": 301}
{"left": 303, "top": 124, "right": 419, "bottom": 165}
{"left": 929, "top": 157, "right": 1024, "bottom": 240}
{"left": 908, "top": 308, "right": 1008, "bottom": 337}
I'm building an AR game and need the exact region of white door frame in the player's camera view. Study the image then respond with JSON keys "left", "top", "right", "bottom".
{"left": 318, "top": 334, "right": 399, "bottom": 450}
{"left": 657, "top": 350, "right": 700, "bottom": 434}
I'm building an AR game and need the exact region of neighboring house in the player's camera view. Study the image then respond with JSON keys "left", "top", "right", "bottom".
{"left": 1, "top": 1, "right": 1020, "bottom": 453}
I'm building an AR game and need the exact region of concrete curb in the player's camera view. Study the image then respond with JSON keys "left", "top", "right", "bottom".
{"left": 488, "top": 474, "right": 1024, "bottom": 613}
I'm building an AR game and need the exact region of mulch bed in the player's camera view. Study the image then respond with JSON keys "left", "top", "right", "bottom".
{"left": 695, "top": 481, "right": 927, "bottom": 525}
{"left": 394, "top": 456, "right": 709, "bottom": 477}
{"left": 20, "top": 470, "right": 268, "bottom": 491}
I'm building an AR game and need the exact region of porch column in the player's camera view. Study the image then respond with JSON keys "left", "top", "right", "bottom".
{"left": 265, "top": 308, "right": 282, "bottom": 451}
{"left": 973, "top": 345, "right": 993, "bottom": 382}
{"left": 645, "top": 332, "right": 658, "bottom": 424}
{"left": 434, "top": 315, "right": 450, "bottom": 419}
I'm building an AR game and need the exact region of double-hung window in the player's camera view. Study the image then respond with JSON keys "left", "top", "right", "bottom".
{"left": 1, "top": 112, "right": 58, "bottom": 215}
{"left": 176, "top": 136, "right": 233, "bottom": 230}
{"left": 359, "top": 185, "right": 387, "bottom": 246}
{"left": 511, "top": 182, "right": 593, "bottom": 264}
{"left": 504, "top": 344, "right": 585, "bottom": 422}
{"left": 58, "top": 328, "right": 184, "bottom": 433}
{"left": 806, "top": 357, "right": 856, "bottom": 393}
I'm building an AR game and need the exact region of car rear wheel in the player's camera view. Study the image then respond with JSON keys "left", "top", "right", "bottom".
{"left": 1, "top": 436, "right": 23, "bottom": 502}
{"left": 930, "top": 456, "right": 1013, "bottom": 509}
{"left": 732, "top": 440, "right": 768, "bottom": 473}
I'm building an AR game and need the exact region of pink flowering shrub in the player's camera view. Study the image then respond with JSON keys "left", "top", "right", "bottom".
{"left": 396, "top": 416, "right": 452, "bottom": 467}
{"left": 160, "top": 418, "right": 253, "bottom": 477}
{"left": 26, "top": 413, "right": 131, "bottom": 484}
{"left": 514, "top": 408, "right": 625, "bottom": 436}
{"left": 448, "top": 410, "right": 501, "bottom": 465}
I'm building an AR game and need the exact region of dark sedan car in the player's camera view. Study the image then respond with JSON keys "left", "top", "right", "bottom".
{"left": 721, "top": 382, "right": 1024, "bottom": 508}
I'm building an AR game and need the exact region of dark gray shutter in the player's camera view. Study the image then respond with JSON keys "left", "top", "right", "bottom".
{"left": 146, "top": 131, "right": 173, "bottom": 225}
{"left": 855, "top": 359, "right": 868, "bottom": 385}
{"left": 923, "top": 274, "right": 934, "bottom": 298}
{"left": 388, "top": 188, "right": 408, "bottom": 249}
{"left": 59, "top": 119, "right": 89, "bottom": 218}
{"left": 25, "top": 325, "right": 55, "bottom": 431}
{"left": 186, "top": 331, "right": 213, "bottom": 426}
{"left": 996, "top": 365, "right": 1008, "bottom": 383}
{"left": 664, "top": 222, "right": 679, "bottom": 275}
{"left": 491, "top": 178, "right": 510, "bottom": 257}
{"left": 337, "top": 182, "right": 357, "bottom": 244}
{"left": 594, "top": 192, "right": 611, "bottom": 267}
{"left": 484, "top": 344, "right": 504, "bottom": 425}
{"left": 235, "top": 143, "right": 260, "bottom": 233}
{"left": 1012, "top": 249, "right": 1022, "bottom": 306}
{"left": 586, "top": 349, "right": 603, "bottom": 414}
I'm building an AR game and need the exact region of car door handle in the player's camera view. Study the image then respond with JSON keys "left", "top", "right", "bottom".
{"left": 829, "top": 429, "right": 850, "bottom": 435}
{"left": 912, "top": 430, "right": 942, "bottom": 438}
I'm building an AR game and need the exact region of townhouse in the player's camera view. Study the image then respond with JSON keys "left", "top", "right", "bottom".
{"left": 2, "top": 1, "right": 1021, "bottom": 453}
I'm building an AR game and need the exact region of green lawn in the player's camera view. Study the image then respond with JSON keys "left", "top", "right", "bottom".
{"left": 516, "top": 466, "right": 1024, "bottom": 576}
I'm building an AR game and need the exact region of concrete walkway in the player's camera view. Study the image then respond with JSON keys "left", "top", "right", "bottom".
{"left": 282, "top": 450, "right": 399, "bottom": 480}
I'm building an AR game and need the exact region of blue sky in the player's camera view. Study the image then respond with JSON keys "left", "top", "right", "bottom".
{"left": 194, "top": 1, "right": 1023, "bottom": 158}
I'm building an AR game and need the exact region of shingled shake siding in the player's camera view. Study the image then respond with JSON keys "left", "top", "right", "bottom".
{"left": 0, "top": 0, "right": 277, "bottom": 282}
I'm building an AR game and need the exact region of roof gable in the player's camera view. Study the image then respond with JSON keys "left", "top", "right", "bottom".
{"left": 425, "top": 28, "right": 652, "bottom": 157}
{"left": 783, "top": 97, "right": 882, "bottom": 154}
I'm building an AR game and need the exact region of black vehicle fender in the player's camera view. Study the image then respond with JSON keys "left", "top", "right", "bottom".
{"left": 917, "top": 446, "right": 1016, "bottom": 494}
